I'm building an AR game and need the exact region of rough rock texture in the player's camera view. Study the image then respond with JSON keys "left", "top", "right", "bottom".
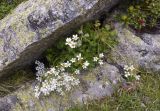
{"left": 0, "top": 63, "right": 122, "bottom": 111}
{"left": 0, "top": 0, "right": 120, "bottom": 77}
{"left": 1, "top": 22, "right": 160, "bottom": 111}
{"left": 109, "top": 23, "right": 160, "bottom": 73}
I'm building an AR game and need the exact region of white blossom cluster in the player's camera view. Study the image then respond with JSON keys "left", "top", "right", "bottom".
{"left": 35, "top": 63, "right": 80, "bottom": 98}
{"left": 34, "top": 32, "right": 106, "bottom": 98}
{"left": 65, "top": 34, "right": 81, "bottom": 48}
{"left": 34, "top": 52, "right": 105, "bottom": 98}
{"left": 93, "top": 53, "right": 104, "bottom": 65}
{"left": 124, "top": 65, "right": 140, "bottom": 80}
{"left": 35, "top": 72, "right": 80, "bottom": 98}
{"left": 35, "top": 60, "right": 45, "bottom": 82}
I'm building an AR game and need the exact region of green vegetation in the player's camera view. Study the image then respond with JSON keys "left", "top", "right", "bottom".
{"left": 44, "top": 21, "right": 117, "bottom": 74}
{"left": 0, "top": 70, "right": 34, "bottom": 97}
{"left": 120, "top": 0, "right": 160, "bottom": 30}
{"left": 0, "top": 0, "right": 26, "bottom": 20}
{"left": 67, "top": 72, "right": 160, "bottom": 111}
{"left": 33, "top": 21, "right": 118, "bottom": 97}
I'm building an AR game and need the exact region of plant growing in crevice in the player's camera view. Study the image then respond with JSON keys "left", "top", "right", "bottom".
{"left": 123, "top": 65, "right": 140, "bottom": 82}
{"left": 34, "top": 21, "right": 118, "bottom": 98}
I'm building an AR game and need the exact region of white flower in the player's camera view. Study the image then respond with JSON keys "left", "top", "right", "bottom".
{"left": 65, "top": 38, "right": 72, "bottom": 45}
{"left": 135, "top": 75, "right": 140, "bottom": 80}
{"left": 59, "top": 67, "right": 65, "bottom": 72}
{"left": 77, "top": 40, "right": 82, "bottom": 47}
{"left": 77, "top": 53, "right": 83, "bottom": 60}
{"left": 36, "top": 76, "right": 42, "bottom": 82}
{"left": 124, "top": 74, "right": 129, "bottom": 77}
{"left": 74, "top": 79, "right": 80, "bottom": 85}
{"left": 84, "top": 33, "right": 89, "bottom": 37}
{"left": 99, "top": 53, "right": 104, "bottom": 58}
{"left": 70, "top": 58, "right": 76, "bottom": 63}
{"left": 82, "top": 61, "right": 90, "bottom": 69}
{"left": 124, "top": 65, "right": 129, "bottom": 71}
{"left": 93, "top": 57, "right": 99, "bottom": 62}
{"left": 75, "top": 69, "right": 80, "bottom": 74}
{"left": 78, "top": 30, "right": 83, "bottom": 35}
{"left": 72, "top": 34, "right": 79, "bottom": 41}
{"left": 63, "top": 61, "right": 71, "bottom": 68}
{"left": 35, "top": 86, "right": 41, "bottom": 98}
{"left": 35, "top": 91, "right": 40, "bottom": 98}
{"left": 129, "top": 65, "right": 135, "bottom": 71}
{"left": 98, "top": 59, "right": 104, "bottom": 65}
{"left": 65, "top": 36, "right": 79, "bottom": 48}
{"left": 69, "top": 41, "right": 77, "bottom": 48}
{"left": 35, "top": 60, "right": 45, "bottom": 76}
{"left": 50, "top": 67, "right": 56, "bottom": 73}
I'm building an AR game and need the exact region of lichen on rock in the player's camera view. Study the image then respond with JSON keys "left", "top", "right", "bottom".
{"left": 0, "top": 0, "right": 120, "bottom": 77}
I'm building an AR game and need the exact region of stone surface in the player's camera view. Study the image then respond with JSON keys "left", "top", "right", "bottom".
{"left": 1, "top": 22, "right": 160, "bottom": 110}
{"left": 0, "top": 0, "right": 120, "bottom": 77}
{"left": 0, "top": 62, "right": 122, "bottom": 111}
{"left": 109, "top": 23, "right": 160, "bottom": 73}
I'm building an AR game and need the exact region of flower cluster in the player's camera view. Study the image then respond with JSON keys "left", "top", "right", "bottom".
{"left": 93, "top": 53, "right": 104, "bottom": 65}
{"left": 124, "top": 65, "right": 140, "bottom": 81}
{"left": 35, "top": 60, "right": 45, "bottom": 82}
{"left": 35, "top": 52, "right": 105, "bottom": 98}
{"left": 35, "top": 62, "right": 80, "bottom": 98}
{"left": 65, "top": 34, "right": 81, "bottom": 48}
{"left": 35, "top": 31, "right": 106, "bottom": 98}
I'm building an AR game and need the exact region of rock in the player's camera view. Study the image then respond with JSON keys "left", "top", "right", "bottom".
{"left": 0, "top": 62, "right": 122, "bottom": 111}
{"left": 0, "top": 95, "right": 18, "bottom": 111}
{"left": 110, "top": 23, "right": 160, "bottom": 73}
{"left": 0, "top": 0, "right": 120, "bottom": 78}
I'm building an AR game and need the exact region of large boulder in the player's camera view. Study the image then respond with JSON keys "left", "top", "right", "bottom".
{"left": 0, "top": 0, "right": 120, "bottom": 77}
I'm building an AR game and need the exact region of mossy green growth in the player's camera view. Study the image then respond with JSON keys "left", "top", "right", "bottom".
{"left": 45, "top": 21, "right": 118, "bottom": 73}
{"left": 0, "top": 0, "right": 26, "bottom": 20}
{"left": 67, "top": 72, "right": 160, "bottom": 111}
{"left": 0, "top": 69, "right": 34, "bottom": 97}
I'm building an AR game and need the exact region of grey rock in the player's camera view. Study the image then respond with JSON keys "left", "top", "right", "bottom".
{"left": 110, "top": 23, "right": 160, "bottom": 73}
{"left": 0, "top": 95, "right": 18, "bottom": 111}
{"left": 0, "top": 62, "right": 122, "bottom": 111}
{"left": 0, "top": 0, "right": 120, "bottom": 77}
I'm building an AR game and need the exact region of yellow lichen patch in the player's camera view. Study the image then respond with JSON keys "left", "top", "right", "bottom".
{"left": 13, "top": 85, "right": 72, "bottom": 110}
{"left": 123, "top": 29, "right": 142, "bottom": 46}
{"left": 82, "top": 71, "right": 97, "bottom": 82}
